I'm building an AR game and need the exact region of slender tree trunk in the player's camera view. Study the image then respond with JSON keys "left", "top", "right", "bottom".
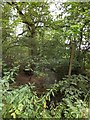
{"left": 77, "top": 29, "right": 82, "bottom": 63}
{"left": 68, "top": 42, "right": 75, "bottom": 77}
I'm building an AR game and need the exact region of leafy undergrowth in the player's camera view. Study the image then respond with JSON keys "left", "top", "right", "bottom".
{"left": 1, "top": 73, "right": 90, "bottom": 119}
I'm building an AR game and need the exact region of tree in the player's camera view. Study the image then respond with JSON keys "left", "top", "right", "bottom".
{"left": 2, "top": 1, "right": 90, "bottom": 77}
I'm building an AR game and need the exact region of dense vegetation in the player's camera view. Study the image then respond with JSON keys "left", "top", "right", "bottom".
{"left": 1, "top": 1, "right": 90, "bottom": 119}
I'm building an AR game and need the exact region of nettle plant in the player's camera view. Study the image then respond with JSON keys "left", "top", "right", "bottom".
{"left": 2, "top": 83, "right": 52, "bottom": 118}
{"left": 61, "top": 75, "right": 90, "bottom": 101}
{"left": 2, "top": 62, "right": 19, "bottom": 83}
{"left": 2, "top": 72, "right": 89, "bottom": 118}
{"left": 44, "top": 74, "right": 89, "bottom": 118}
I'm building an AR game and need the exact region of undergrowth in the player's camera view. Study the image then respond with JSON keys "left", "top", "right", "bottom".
{"left": 1, "top": 65, "right": 90, "bottom": 119}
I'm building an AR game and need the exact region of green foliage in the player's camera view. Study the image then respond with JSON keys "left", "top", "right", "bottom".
{"left": 1, "top": 1, "right": 90, "bottom": 119}
{"left": 53, "top": 75, "right": 90, "bottom": 101}
{"left": 1, "top": 73, "right": 89, "bottom": 118}
{"left": 61, "top": 98, "right": 88, "bottom": 118}
{"left": 2, "top": 2, "right": 90, "bottom": 73}
{"left": 2, "top": 62, "right": 19, "bottom": 83}
{"left": 2, "top": 84, "right": 38, "bottom": 118}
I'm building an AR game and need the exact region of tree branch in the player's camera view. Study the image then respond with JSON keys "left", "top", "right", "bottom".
{"left": 17, "top": 30, "right": 29, "bottom": 36}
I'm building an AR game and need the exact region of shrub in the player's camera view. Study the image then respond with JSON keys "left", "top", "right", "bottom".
{"left": 1, "top": 67, "right": 90, "bottom": 118}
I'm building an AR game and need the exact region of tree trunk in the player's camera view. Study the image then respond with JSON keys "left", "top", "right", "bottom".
{"left": 68, "top": 42, "right": 75, "bottom": 77}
